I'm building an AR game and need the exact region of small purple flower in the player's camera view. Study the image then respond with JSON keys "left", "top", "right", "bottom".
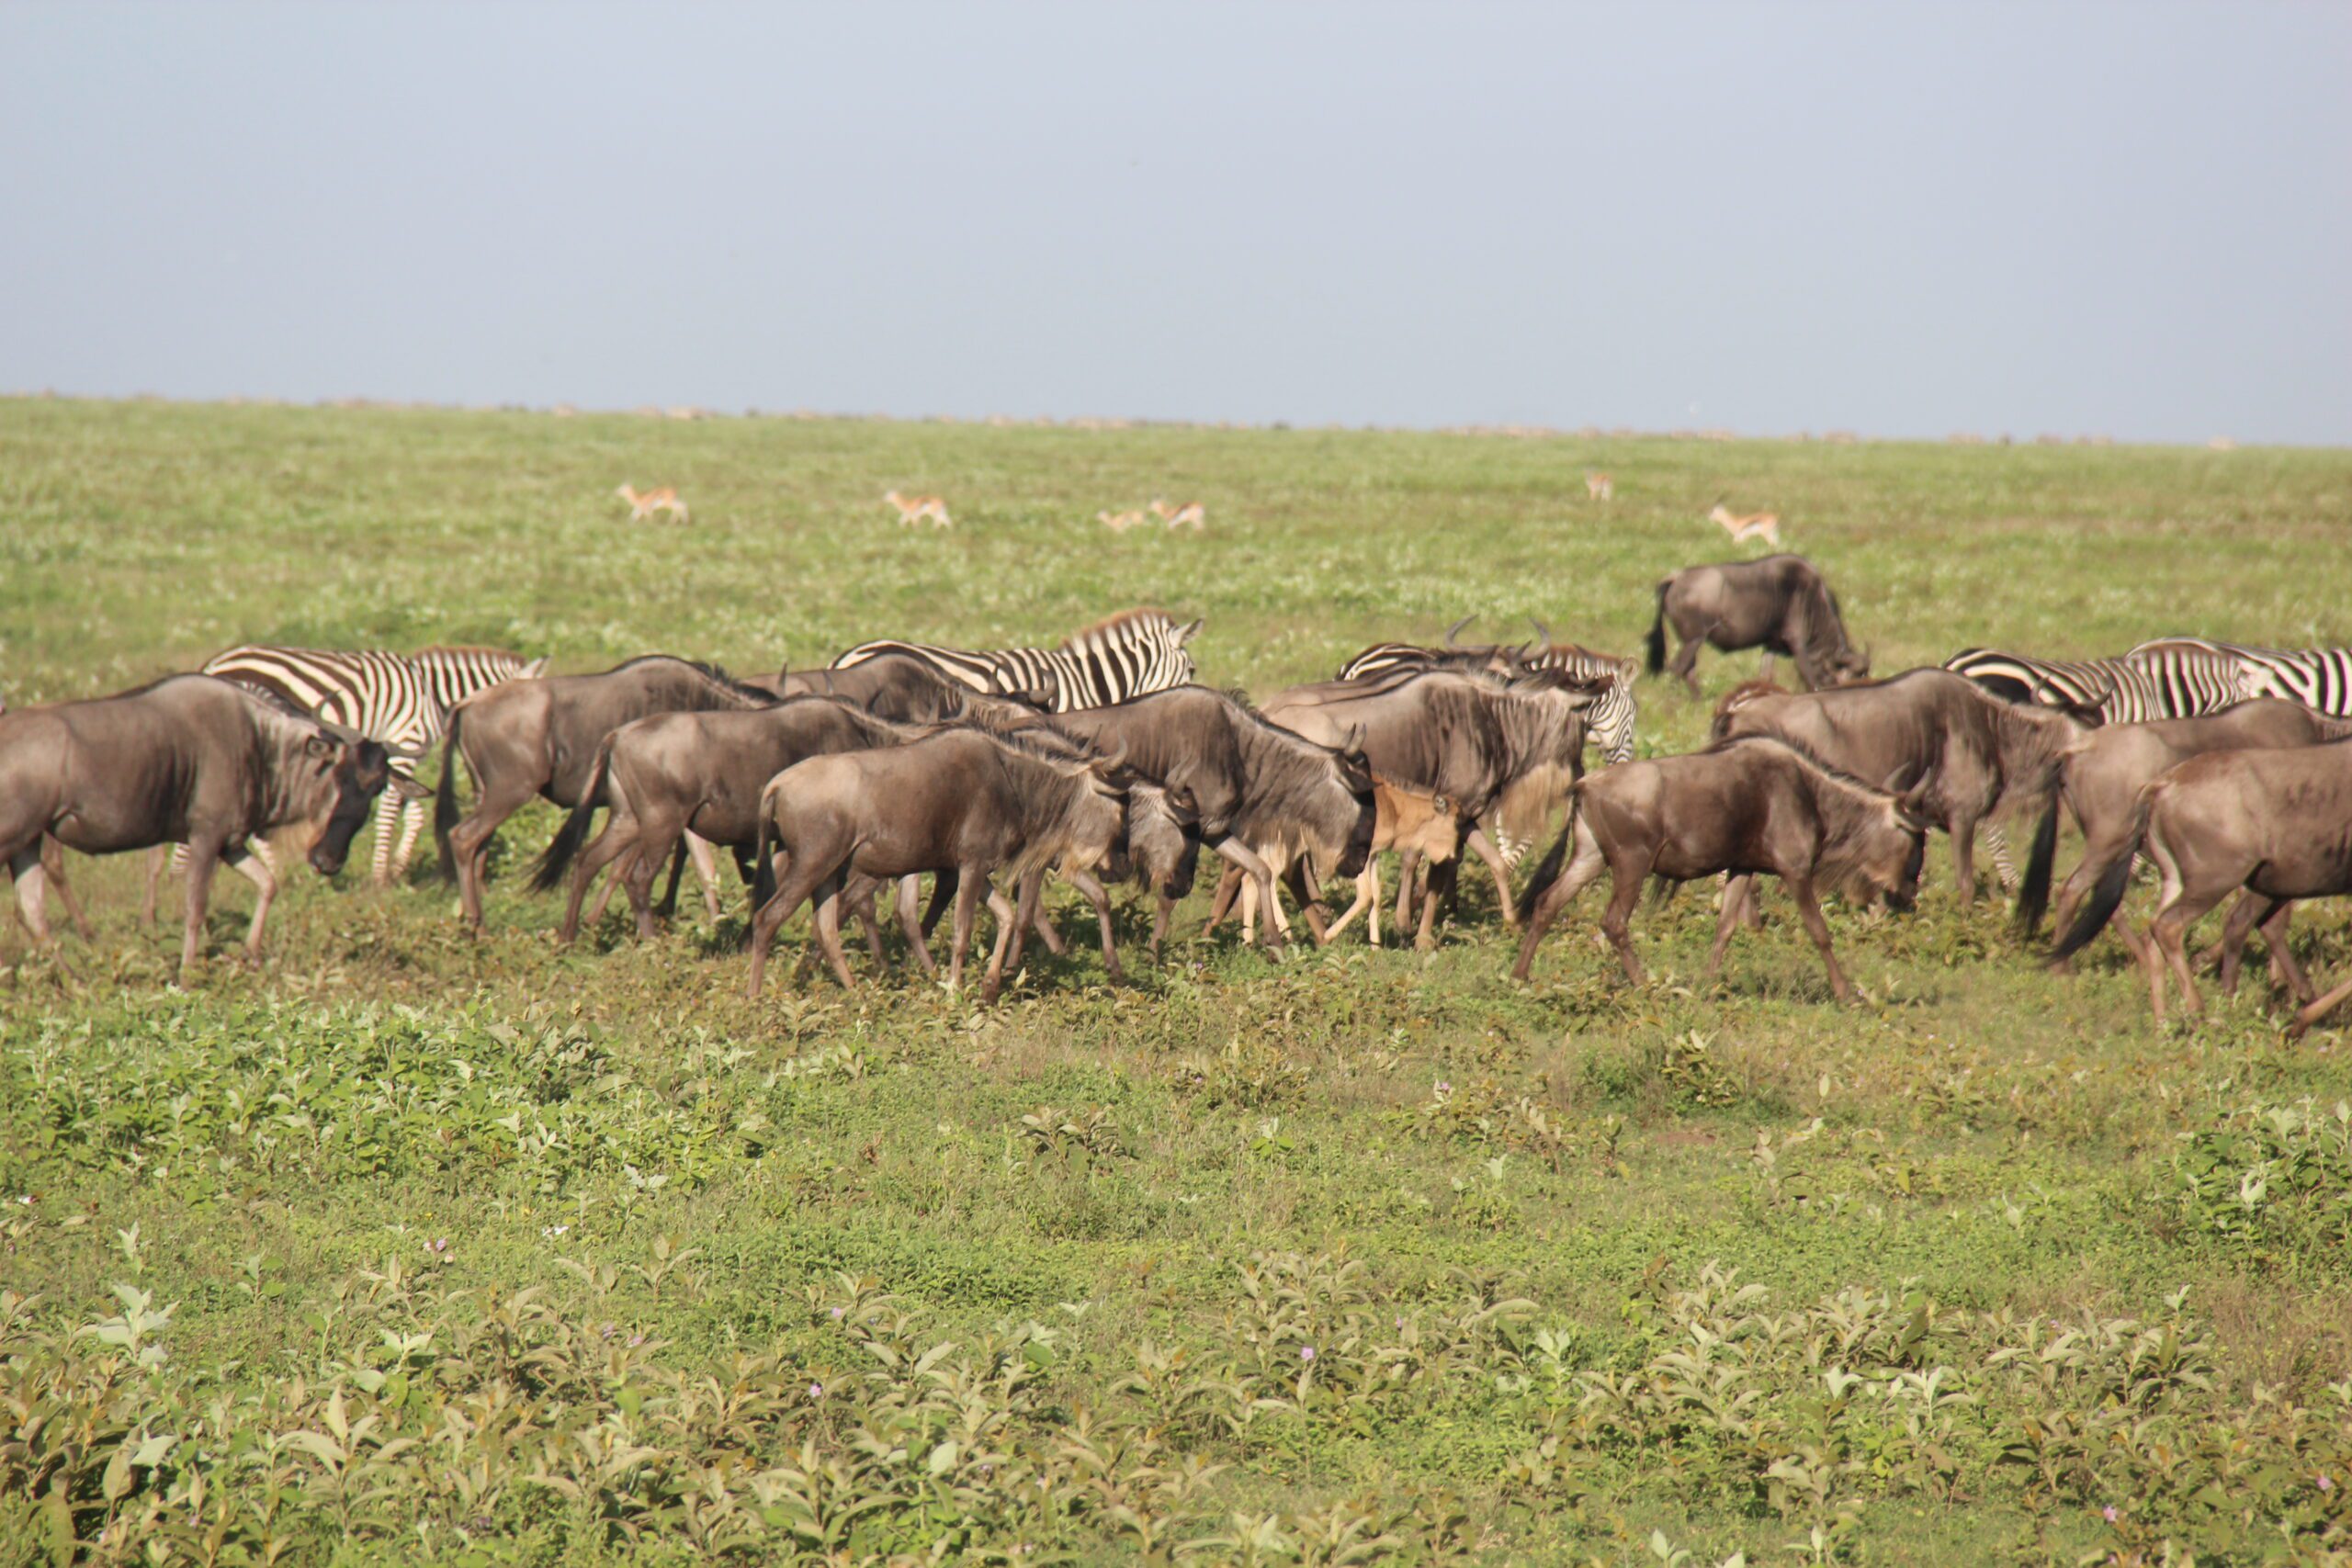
{"left": 2320, "top": 1474, "right": 2335, "bottom": 1493}
{"left": 808, "top": 1382, "right": 823, "bottom": 1400}
{"left": 830, "top": 1306, "right": 844, "bottom": 1320}
{"left": 1395, "top": 1316, "right": 1405, "bottom": 1330}
{"left": 1300, "top": 1346, "right": 1316, "bottom": 1363}
{"left": 1434, "top": 1080, "right": 1452, "bottom": 1096}
{"left": 2102, "top": 1506, "right": 2118, "bottom": 1523}
{"left": 628, "top": 1334, "right": 645, "bottom": 1348}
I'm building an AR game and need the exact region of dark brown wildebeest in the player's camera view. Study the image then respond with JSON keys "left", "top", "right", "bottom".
{"left": 0, "top": 695, "right": 93, "bottom": 942}
{"left": 2016, "top": 701, "right": 2352, "bottom": 960}
{"left": 1509, "top": 737, "right": 1929, "bottom": 1000}
{"left": 0, "top": 675, "right": 419, "bottom": 971}
{"left": 742, "top": 728, "right": 1151, "bottom": 1003}
{"left": 433, "top": 657, "right": 777, "bottom": 929}
{"left": 1711, "top": 668, "right": 2087, "bottom": 907}
{"left": 775, "top": 652, "right": 1055, "bottom": 721}
{"left": 1254, "top": 668, "right": 1606, "bottom": 944}
{"left": 2047, "top": 739, "right": 2352, "bottom": 1032}
{"left": 1646, "top": 554, "right": 1868, "bottom": 697}
{"left": 1044, "top": 685, "right": 1378, "bottom": 954}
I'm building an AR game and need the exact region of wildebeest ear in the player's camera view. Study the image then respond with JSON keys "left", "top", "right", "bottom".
{"left": 388, "top": 769, "right": 431, "bottom": 801}
{"left": 1896, "top": 779, "right": 1934, "bottom": 818}
{"left": 1176, "top": 617, "right": 1203, "bottom": 646}
{"left": 1166, "top": 786, "right": 1200, "bottom": 822}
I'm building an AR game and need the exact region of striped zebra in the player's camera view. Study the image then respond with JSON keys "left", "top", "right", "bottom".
{"left": 2124, "top": 637, "right": 2352, "bottom": 716}
{"left": 1335, "top": 632, "right": 1639, "bottom": 765}
{"left": 199, "top": 644, "right": 547, "bottom": 881}
{"left": 831, "top": 609, "right": 1202, "bottom": 713}
{"left": 1942, "top": 640, "right": 2264, "bottom": 886}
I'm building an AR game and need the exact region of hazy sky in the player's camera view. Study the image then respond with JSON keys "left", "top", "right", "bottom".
{"left": 5, "top": 2, "right": 2346, "bottom": 444}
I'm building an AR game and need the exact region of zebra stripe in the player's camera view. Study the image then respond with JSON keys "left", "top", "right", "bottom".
{"left": 198, "top": 644, "right": 543, "bottom": 880}
{"left": 1334, "top": 640, "right": 1639, "bottom": 764}
{"left": 2127, "top": 637, "right": 2352, "bottom": 717}
{"left": 832, "top": 610, "right": 1200, "bottom": 713}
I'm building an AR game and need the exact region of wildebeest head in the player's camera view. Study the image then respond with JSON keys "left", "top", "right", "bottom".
{"left": 300, "top": 728, "right": 426, "bottom": 875}
{"left": 1848, "top": 784, "right": 1933, "bottom": 913}
{"left": 1117, "top": 780, "right": 1202, "bottom": 897}
{"left": 1826, "top": 644, "right": 1871, "bottom": 685}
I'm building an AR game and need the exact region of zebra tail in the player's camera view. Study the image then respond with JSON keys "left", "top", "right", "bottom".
{"left": 528, "top": 739, "right": 609, "bottom": 893}
{"left": 433, "top": 706, "right": 466, "bottom": 883}
{"left": 2047, "top": 785, "right": 2153, "bottom": 963}
{"left": 1645, "top": 581, "right": 1669, "bottom": 675}
{"left": 2013, "top": 793, "right": 2062, "bottom": 937}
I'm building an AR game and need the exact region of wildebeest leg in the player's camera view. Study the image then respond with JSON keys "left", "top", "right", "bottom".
{"left": 685, "top": 831, "right": 723, "bottom": 924}
{"left": 1202, "top": 864, "right": 1244, "bottom": 932}
{"left": 1214, "top": 840, "right": 1285, "bottom": 952}
{"left": 810, "top": 875, "right": 858, "bottom": 991}
{"left": 1948, "top": 813, "right": 1981, "bottom": 905}
{"left": 1724, "top": 874, "right": 1764, "bottom": 931}
{"left": 180, "top": 839, "right": 224, "bottom": 973}
{"left": 895, "top": 876, "right": 940, "bottom": 979}
{"left": 143, "top": 843, "right": 170, "bottom": 927}
{"left": 1393, "top": 849, "right": 1421, "bottom": 932}
{"left": 222, "top": 843, "right": 277, "bottom": 960}
{"left": 744, "top": 851, "right": 838, "bottom": 998}
{"left": 2289, "top": 967, "right": 2352, "bottom": 1039}
{"left": 1325, "top": 862, "right": 1380, "bottom": 945}
{"left": 1758, "top": 651, "right": 1777, "bottom": 684}
{"left": 1059, "top": 868, "right": 1124, "bottom": 985}
{"left": 1784, "top": 874, "right": 1854, "bottom": 1003}
{"left": 9, "top": 844, "right": 53, "bottom": 946}
{"left": 450, "top": 780, "right": 537, "bottom": 931}
{"left": 1150, "top": 894, "right": 1176, "bottom": 962}
{"left": 1598, "top": 851, "right": 1653, "bottom": 985}
{"left": 1508, "top": 817, "right": 1608, "bottom": 982}
{"left": 37, "top": 840, "right": 93, "bottom": 942}
{"left": 559, "top": 814, "right": 640, "bottom": 944}
{"left": 1705, "top": 882, "right": 1746, "bottom": 978}
{"left": 837, "top": 871, "right": 888, "bottom": 968}
{"left": 621, "top": 843, "right": 673, "bottom": 941}
{"left": 1277, "top": 861, "right": 1329, "bottom": 945}
{"left": 946, "top": 863, "right": 985, "bottom": 996}
{"left": 2210, "top": 891, "right": 2274, "bottom": 998}
{"left": 980, "top": 870, "right": 1031, "bottom": 1005}
{"left": 1464, "top": 827, "right": 1520, "bottom": 927}
{"left": 653, "top": 838, "right": 688, "bottom": 920}
{"left": 1668, "top": 633, "right": 1705, "bottom": 700}
{"left": 2260, "top": 902, "right": 2312, "bottom": 1004}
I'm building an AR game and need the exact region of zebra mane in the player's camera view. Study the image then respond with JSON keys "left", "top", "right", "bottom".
{"left": 414, "top": 645, "right": 533, "bottom": 663}
{"left": 1063, "top": 608, "right": 1177, "bottom": 649}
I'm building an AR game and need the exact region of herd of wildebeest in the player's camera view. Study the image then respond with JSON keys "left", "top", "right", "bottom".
{"left": 7, "top": 550, "right": 2352, "bottom": 1033}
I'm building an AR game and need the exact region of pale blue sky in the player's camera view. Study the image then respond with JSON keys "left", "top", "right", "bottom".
{"left": 4, "top": 1, "right": 2346, "bottom": 443}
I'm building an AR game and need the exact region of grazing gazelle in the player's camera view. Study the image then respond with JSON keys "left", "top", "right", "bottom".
{"left": 884, "top": 490, "right": 953, "bottom": 528}
{"left": 615, "top": 484, "right": 689, "bottom": 525}
{"left": 1149, "top": 498, "right": 1206, "bottom": 531}
{"left": 1097, "top": 509, "right": 1145, "bottom": 533}
{"left": 1585, "top": 471, "right": 1614, "bottom": 502}
{"left": 1708, "top": 501, "right": 1781, "bottom": 547}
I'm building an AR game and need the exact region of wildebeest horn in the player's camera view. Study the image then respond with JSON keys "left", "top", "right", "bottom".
{"left": 314, "top": 718, "right": 367, "bottom": 748}
{"left": 1528, "top": 617, "right": 1551, "bottom": 648}
{"left": 1445, "top": 615, "right": 1476, "bottom": 647}
{"left": 1091, "top": 738, "right": 1130, "bottom": 773}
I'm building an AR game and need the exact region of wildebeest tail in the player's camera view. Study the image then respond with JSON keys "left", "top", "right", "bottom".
{"left": 1645, "top": 581, "right": 1670, "bottom": 675}
{"left": 433, "top": 706, "right": 466, "bottom": 882}
{"left": 2047, "top": 784, "right": 2154, "bottom": 963}
{"left": 751, "top": 801, "right": 778, "bottom": 909}
{"left": 528, "top": 737, "right": 610, "bottom": 892}
{"left": 2013, "top": 793, "right": 2062, "bottom": 937}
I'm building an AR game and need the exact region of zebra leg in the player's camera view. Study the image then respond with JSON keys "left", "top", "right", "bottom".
{"left": 1466, "top": 826, "right": 1520, "bottom": 925}
{"left": 1981, "top": 822, "right": 2020, "bottom": 893}
{"left": 143, "top": 844, "right": 170, "bottom": 927}
{"left": 369, "top": 787, "right": 400, "bottom": 886}
{"left": 390, "top": 795, "right": 429, "bottom": 883}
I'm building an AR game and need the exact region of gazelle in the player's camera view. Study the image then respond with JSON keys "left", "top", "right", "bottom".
{"left": 1708, "top": 501, "right": 1781, "bottom": 547}
{"left": 615, "top": 484, "right": 689, "bottom": 525}
{"left": 1149, "top": 498, "right": 1206, "bottom": 531}
{"left": 1585, "top": 471, "right": 1613, "bottom": 501}
{"left": 1097, "top": 509, "right": 1145, "bottom": 533}
{"left": 884, "top": 490, "right": 953, "bottom": 528}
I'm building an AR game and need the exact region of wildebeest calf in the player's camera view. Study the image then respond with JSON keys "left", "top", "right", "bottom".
{"left": 1510, "top": 737, "right": 1928, "bottom": 1001}
{"left": 1318, "top": 779, "right": 1464, "bottom": 947}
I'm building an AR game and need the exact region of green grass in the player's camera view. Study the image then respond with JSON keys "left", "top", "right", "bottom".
{"left": 3, "top": 397, "right": 2350, "bottom": 1565}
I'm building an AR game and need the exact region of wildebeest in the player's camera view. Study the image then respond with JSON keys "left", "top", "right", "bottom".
{"left": 1339, "top": 619, "right": 1642, "bottom": 768}
{"left": 0, "top": 675, "right": 420, "bottom": 970}
{"left": 742, "top": 728, "right": 1146, "bottom": 1003}
{"left": 1257, "top": 668, "right": 1606, "bottom": 942}
{"left": 433, "top": 657, "right": 777, "bottom": 929}
{"left": 1711, "top": 668, "right": 2087, "bottom": 906}
{"left": 2048, "top": 739, "right": 2352, "bottom": 1032}
{"left": 1045, "top": 686, "right": 1378, "bottom": 953}
{"left": 0, "top": 695, "right": 92, "bottom": 942}
{"left": 2016, "top": 700, "right": 2352, "bottom": 947}
{"left": 1646, "top": 555, "right": 1867, "bottom": 697}
{"left": 1319, "top": 779, "right": 1463, "bottom": 947}
{"left": 775, "top": 652, "right": 1055, "bottom": 721}
{"left": 1509, "top": 737, "right": 1929, "bottom": 1000}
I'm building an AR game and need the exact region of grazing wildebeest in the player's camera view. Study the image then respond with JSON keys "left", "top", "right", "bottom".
{"left": 2047, "top": 739, "right": 2352, "bottom": 1032}
{"left": 1256, "top": 668, "right": 1606, "bottom": 943}
{"left": 0, "top": 675, "right": 419, "bottom": 971}
{"left": 1044, "top": 686, "right": 1378, "bottom": 954}
{"left": 2016, "top": 701, "right": 2352, "bottom": 953}
{"left": 433, "top": 657, "right": 776, "bottom": 929}
{"left": 1509, "top": 738, "right": 1929, "bottom": 1000}
{"left": 742, "top": 728, "right": 1142, "bottom": 1003}
{"left": 1646, "top": 555, "right": 1868, "bottom": 697}
{"left": 1711, "top": 668, "right": 2087, "bottom": 906}
{"left": 1319, "top": 779, "right": 1464, "bottom": 947}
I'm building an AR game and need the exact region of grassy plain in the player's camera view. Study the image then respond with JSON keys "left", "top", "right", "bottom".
{"left": 3, "top": 397, "right": 2351, "bottom": 1564}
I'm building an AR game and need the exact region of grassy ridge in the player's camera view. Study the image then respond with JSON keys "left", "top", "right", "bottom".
{"left": 2, "top": 398, "right": 2350, "bottom": 1564}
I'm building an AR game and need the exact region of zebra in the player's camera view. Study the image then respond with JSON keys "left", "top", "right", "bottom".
{"left": 1941, "top": 640, "right": 2263, "bottom": 886}
{"left": 1336, "top": 621, "right": 1640, "bottom": 766}
{"left": 2123, "top": 637, "right": 2352, "bottom": 716}
{"left": 198, "top": 644, "right": 547, "bottom": 882}
{"left": 831, "top": 609, "right": 1202, "bottom": 713}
